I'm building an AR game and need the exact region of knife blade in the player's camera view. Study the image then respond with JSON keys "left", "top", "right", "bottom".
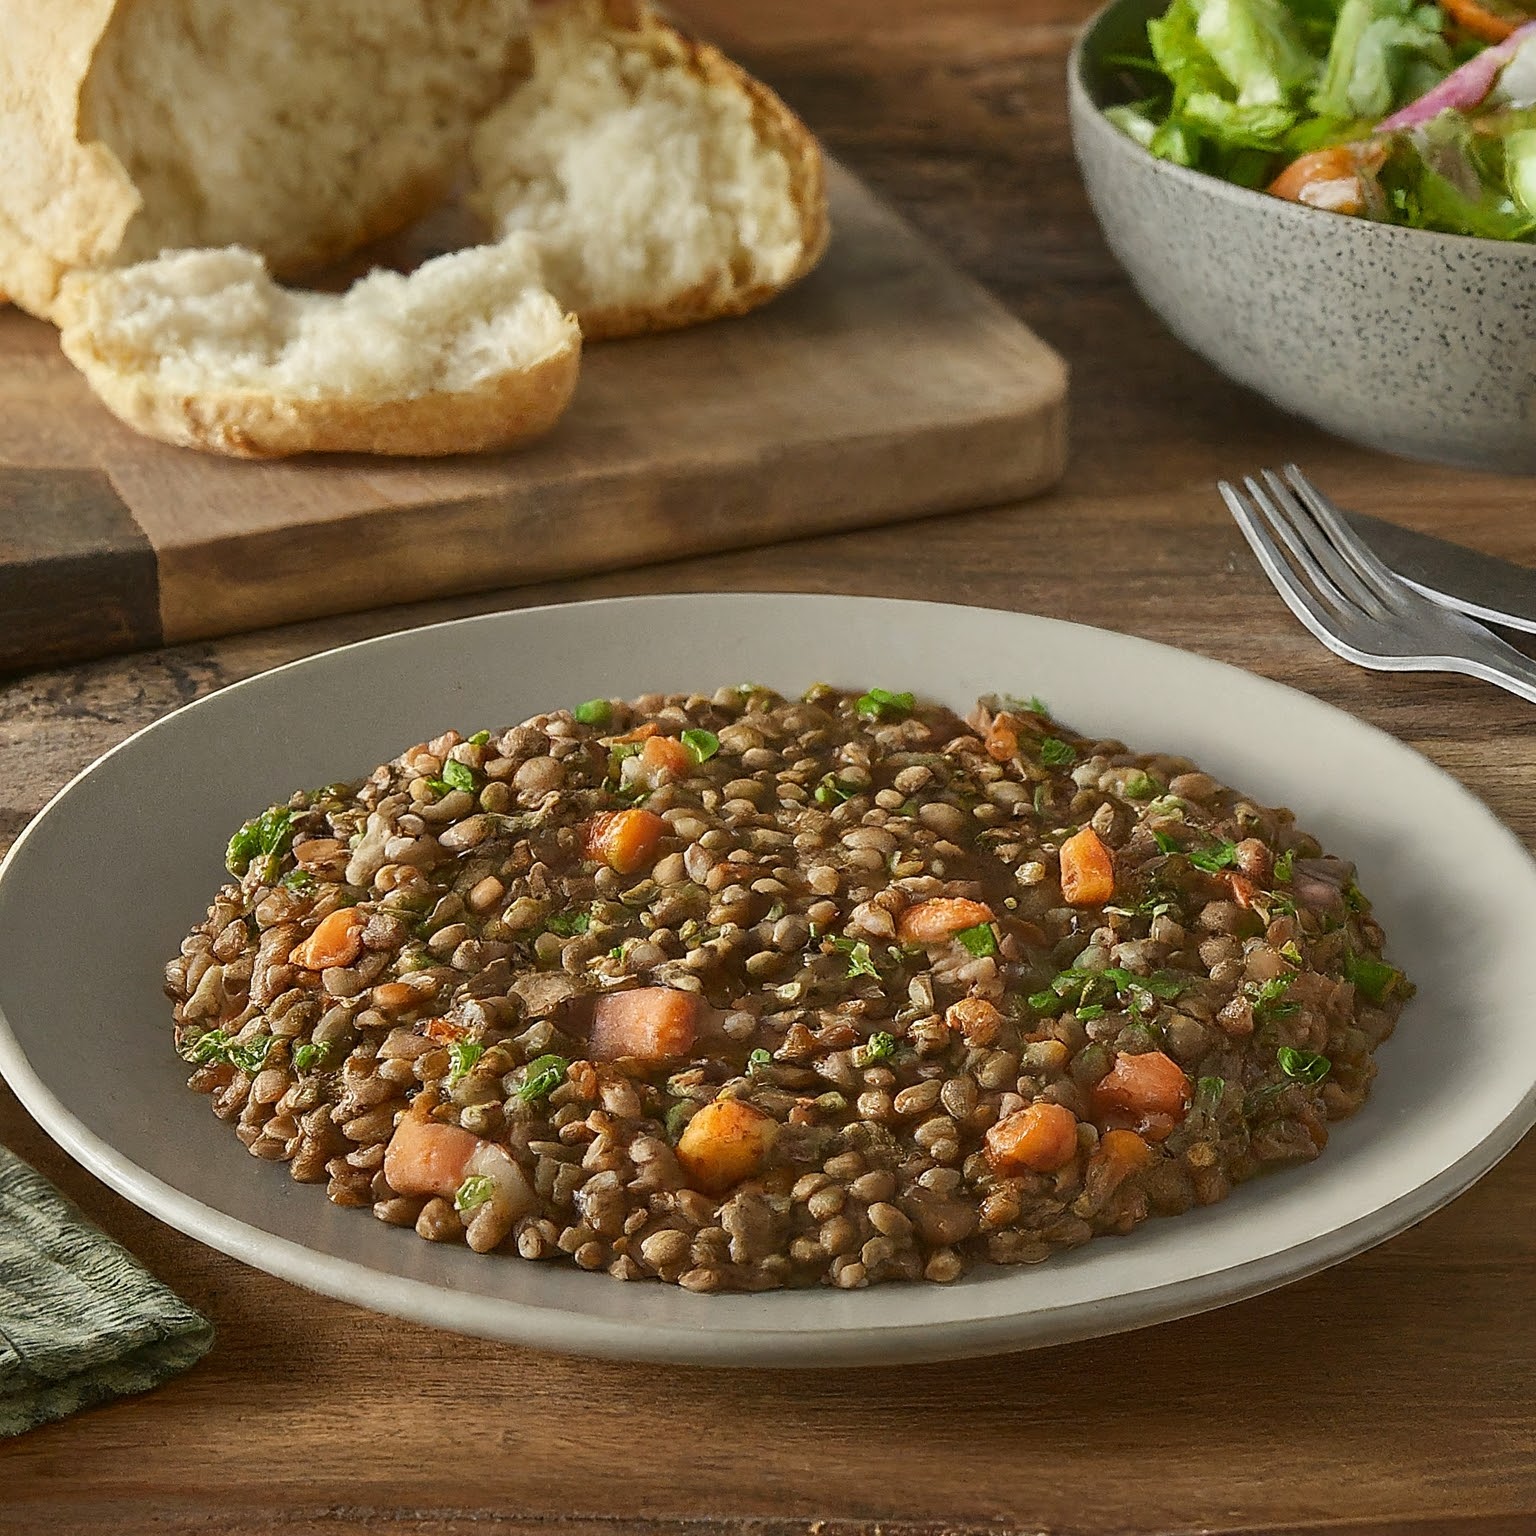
{"left": 1344, "top": 509, "right": 1536, "bottom": 635}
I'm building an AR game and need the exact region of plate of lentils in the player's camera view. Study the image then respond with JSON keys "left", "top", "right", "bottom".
{"left": 2, "top": 595, "right": 1533, "bottom": 1364}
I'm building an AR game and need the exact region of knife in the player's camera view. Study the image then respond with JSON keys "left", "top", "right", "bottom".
{"left": 1344, "top": 509, "right": 1536, "bottom": 636}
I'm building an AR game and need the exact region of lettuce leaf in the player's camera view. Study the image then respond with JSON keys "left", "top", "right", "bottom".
{"left": 1379, "top": 113, "right": 1536, "bottom": 236}
{"left": 1310, "top": 0, "right": 1451, "bottom": 120}
{"left": 1192, "top": 0, "right": 1320, "bottom": 104}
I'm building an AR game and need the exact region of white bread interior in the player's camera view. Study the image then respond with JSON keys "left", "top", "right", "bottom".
{"left": 55, "top": 239, "right": 581, "bottom": 459}
{"left": 470, "top": 0, "right": 828, "bottom": 339}
{"left": 0, "top": 0, "right": 531, "bottom": 320}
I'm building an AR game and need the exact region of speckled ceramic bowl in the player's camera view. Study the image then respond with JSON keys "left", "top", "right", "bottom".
{"left": 1070, "top": 0, "right": 1536, "bottom": 472}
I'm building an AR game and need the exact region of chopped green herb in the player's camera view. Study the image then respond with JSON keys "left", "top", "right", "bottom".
{"left": 1280, "top": 940, "right": 1304, "bottom": 964}
{"left": 447, "top": 1039, "right": 484, "bottom": 1084}
{"left": 955, "top": 922, "right": 998, "bottom": 957}
{"left": 854, "top": 1030, "right": 897, "bottom": 1066}
{"left": 281, "top": 868, "right": 316, "bottom": 894}
{"left": 225, "top": 805, "right": 296, "bottom": 879}
{"left": 1273, "top": 849, "right": 1295, "bottom": 883}
{"left": 841, "top": 940, "right": 881, "bottom": 979}
{"left": 517, "top": 1052, "right": 569, "bottom": 1102}
{"left": 545, "top": 908, "right": 591, "bottom": 938}
{"left": 1152, "top": 829, "right": 1181, "bottom": 855}
{"left": 1188, "top": 838, "right": 1240, "bottom": 873}
{"left": 468, "top": 730, "right": 491, "bottom": 747}
{"left": 1343, "top": 952, "right": 1402, "bottom": 1003}
{"left": 1246, "top": 974, "right": 1299, "bottom": 1019}
{"left": 425, "top": 778, "right": 453, "bottom": 797}
{"left": 664, "top": 1100, "right": 695, "bottom": 1142}
{"left": 1121, "top": 771, "right": 1158, "bottom": 800}
{"left": 293, "top": 1041, "right": 329, "bottom": 1073}
{"left": 855, "top": 687, "right": 915, "bottom": 721}
{"left": 1277, "top": 1047, "right": 1331, "bottom": 1085}
{"left": 453, "top": 1174, "right": 495, "bottom": 1214}
{"left": 1343, "top": 881, "right": 1368, "bottom": 913}
{"left": 681, "top": 728, "right": 720, "bottom": 763}
{"left": 441, "top": 758, "right": 477, "bottom": 794}
{"left": 1005, "top": 694, "right": 1050, "bottom": 716}
{"left": 747, "top": 1047, "right": 773, "bottom": 1073}
{"left": 1145, "top": 795, "right": 1186, "bottom": 821}
{"left": 1028, "top": 989, "right": 1060, "bottom": 1014}
{"left": 1039, "top": 737, "right": 1077, "bottom": 769}
{"left": 182, "top": 1030, "right": 274, "bottom": 1074}
{"left": 1194, "top": 1075, "right": 1226, "bottom": 1118}
{"left": 814, "top": 773, "right": 859, "bottom": 806}
{"left": 1077, "top": 1003, "right": 1106, "bottom": 1021}
{"left": 609, "top": 944, "right": 625, "bottom": 959}
{"left": 574, "top": 698, "right": 613, "bottom": 726}
{"left": 1033, "top": 783, "right": 1053, "bottom": 817}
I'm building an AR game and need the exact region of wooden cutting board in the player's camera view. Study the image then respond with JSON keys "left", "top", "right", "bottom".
{"left": 0, "top": 161, "right": 1067, "bottom": 674}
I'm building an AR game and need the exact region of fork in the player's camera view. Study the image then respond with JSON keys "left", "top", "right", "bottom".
{"left": 1218, "top": 465, "right": 1536, "bottom": 705}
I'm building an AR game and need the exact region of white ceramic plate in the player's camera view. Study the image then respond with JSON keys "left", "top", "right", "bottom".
{"left": 3, "top": 594, "right": 1534, "bottom": 1366}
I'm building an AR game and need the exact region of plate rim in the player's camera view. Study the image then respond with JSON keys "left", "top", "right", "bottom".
{"left": 3, "top": 591, "right": 1533, "bottom": 1366}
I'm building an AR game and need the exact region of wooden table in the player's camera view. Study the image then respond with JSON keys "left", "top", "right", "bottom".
{"left": 4, "top": 1, "right": 1536, "bottom": 1531}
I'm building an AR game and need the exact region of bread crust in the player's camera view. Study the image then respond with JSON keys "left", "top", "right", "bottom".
{"left": 480, "top": 0, "right": 829, "bottom": 341}
{"left": 56, "top": 292, "right": 583, "bottom": 460}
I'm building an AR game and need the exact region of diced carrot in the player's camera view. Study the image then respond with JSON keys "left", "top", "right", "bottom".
{"left": 640, "top": 735, "right": 692, "bottom": 778}
{"left": 424, "top": 1017, "right": 469, "bottom": 1044}
{"left": 676, "top": 1097, "right": 779, "bottom": 1193}
{"left": 290, "top": 907, "right": 366, "bottom": 970}
{"left": 985, "top": 1102, "right": 1080, "bottom": 1174}
{"left": 896, "top": 897, "right": 996, "bottom": 946}
{"left": 985, "top": 714, "right": 1020, "bottom": 763}
{"left": 1093, "top": 1050, "right": 1190, "bottom": 1124}
{"left": 383, "top": 1111, "right": 480, "bottom": 1198}
{"left": 610, "top": 722, "right": 660, "bottom": 743}
{"left": 583, "top": 808, "right": 668, "bottom": 874}
{"left": 589, "top": 987, "right": 700, "bottom": 1062}
{"left": 1094, "top": 1127, "right": 1155, "bottom": 1175}
{"left": 1060, "top": 826, "right": 1115, "bottom": 907}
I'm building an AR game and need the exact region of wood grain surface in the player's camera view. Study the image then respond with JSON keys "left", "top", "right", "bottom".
{"left": 3, "top": 0, "right": 1536, "bottom": 1531}
{"left": 0, "top": 163, "right": 1065, "bottom": 673}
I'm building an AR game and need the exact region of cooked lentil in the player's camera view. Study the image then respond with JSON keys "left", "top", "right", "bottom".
{"left": 166, "top": 687, "right": 1410, "bottom": 1290}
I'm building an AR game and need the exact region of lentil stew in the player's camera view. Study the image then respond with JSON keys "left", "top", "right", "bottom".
{"left": 165, "top": 686, "right": 1411, "bottom": 1292}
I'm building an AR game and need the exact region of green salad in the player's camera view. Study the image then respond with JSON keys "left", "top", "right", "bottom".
{"left": 1104, "top": 0, "right": 1536, "bottom": 236}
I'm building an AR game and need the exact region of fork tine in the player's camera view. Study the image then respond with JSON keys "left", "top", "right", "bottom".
{"left": 1219, "top": 481, "right": 1347, "bottom": 647}
{"left": 1259, "top": 469, "right": 1391, "bottom": 617}
{"left": 1241, "top": 476, "right": 1359, "bottom": 617}
{"left": 1281, "top": 465, "right": 1403, "bottom": 604}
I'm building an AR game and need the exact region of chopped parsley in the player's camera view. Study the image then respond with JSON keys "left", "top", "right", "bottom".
{"left": 1076, "top": 1003, "right": 1106, "bottom": 1021}
{"left": 281, "top": 868, "right": 316, "bottom": 895}
{"left": 1039, "top": 737, "right": 1077, "bottom": 769}
{"left": 225, "top": 806, "right": 296, "bottom": 880}
{"left": 292, "top": 1041, "right": 330, "bottom": 1073}
{"left": 545, "top": 908, "right": 591, "bottom": 938}
{"left": 1277, "top": 1047, "right": 1331, "bottom": 1085}
{"left": 854, "top": 1030, "right": 897, "bottom": 1067}
{"left": 453, "top": 1174, "right": 495, "bottom": 1214}
{"left": 1033, "top": 784, "right": 1053, "bottom": 817}
{"left": 1343, "top": 881, "right": 1368, "bottom": 913}
{"left": 836, "top": 939, "right": 881, "bottom": 979}
{"left": 447, "top": 1039, "right": 485, "bottom": 1084}
{"left": 468, "top": 730, "right": 492, "bottom": 747}
{"left": 1188, "top": 838, "right": 1240, "bottom": 873}
{"left": 1121, "top": 771, "right": 1158, "bottom": 801}
{"left": 664, "top": 1100, "right": 695, "bottom": 1142}
{"left": 956, "top": 922, "right": 998, "bottom": 957}
{"left": 1246, "top": 974, "right": 1299, "bottom": 1019}
{"left": 814, "top": 773, "right": 859, "bottom": 806}
{"left": 1273, "top": 849, "right": 1295, "bottom": 883}
{"left": 681, "top": 728, "right": 720, "bottom": 763}
{"left": 855, "top": 688, "right": 915, "bottom": 721}
{"left": 574, "top": 698, "right": 613, "bottom": 726}
{"left": 182, "top": 1030, "right": 274, "bottom": 1075}
{"left": 1194, "top": 1075, "right": 1226, "bottom": 1118}
{"left": 1343, "top": 952, "right": 1403, "bottom": 1003}
{"left": 441, "top": 759, "right": 477, "bottom": 794}
{"left": 517, "top": 1053, "right": 569, "bottom": 1102}
{"left": 747, "top": 1047, "right": 773, "bottom": 1074}
{"left": 1005, "top": 694, "right": 1050, "bottom": 716}
{"left": 1033, "top": 965, "right": 1185, "bottom": 1017}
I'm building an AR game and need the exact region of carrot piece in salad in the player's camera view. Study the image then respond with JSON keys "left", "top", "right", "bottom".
{"left": 1439, "top": 0, "right": 1522, "bottom": 42}
{"left": 1060, "top": 826, "right": 1115, "bottom": 907}
{"left": 383, "top": 1111, "right": 482, "bottom": 1198}
{"left": 589, "top": 987, "right": 700, "bottom": 1062}
{"left": 896, "top": 897, "right": 996, "bottom": 946}
{"left": 676, "top": 1097, "right": 778, "bottom": 1193}
{"left": 985, "top": 714, "right": 1021, "bottom": 763}
{"left": 290, "top": 907, "right": 365, "bottom": 970}
{"left": 583, "top": 807, "right": 667, "bottom": 874}
{"left": 1093, "top": 1050, "right": 1191, "bottom": 1129}
{"left": 1268, "top": 142, "right": 1386, "bottom": 216}
{"left": 639, "top": 735, "right": 692, "bottom": 779}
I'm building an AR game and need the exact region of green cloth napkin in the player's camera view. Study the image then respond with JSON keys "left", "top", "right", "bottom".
{"left": 0, "top": 1144, "right": 213, "bottom": 1437}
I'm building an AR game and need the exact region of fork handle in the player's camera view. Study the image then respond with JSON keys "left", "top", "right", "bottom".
{"left": 1452, "top": 637, "right": 1536, "bottom": 706}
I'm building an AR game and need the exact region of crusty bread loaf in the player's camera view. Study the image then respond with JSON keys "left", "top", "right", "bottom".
{"left": 55, "top": 240, "right": 581, "bottom": 459}
{"left": 470, "top": 0, "right": 828, "bottom": 339}
{"left": 0, "top": 0, "right": 531, "bottom": 321}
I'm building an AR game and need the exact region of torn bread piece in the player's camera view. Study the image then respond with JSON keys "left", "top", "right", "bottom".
{"left": 0, "top": 0, "right": 531, "bottom": 321}
{"left": 470, "top": 0, "right": 828, "bottom": 339}
{"left": 55, "top": 239, "right": 581, "bottom": 459}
